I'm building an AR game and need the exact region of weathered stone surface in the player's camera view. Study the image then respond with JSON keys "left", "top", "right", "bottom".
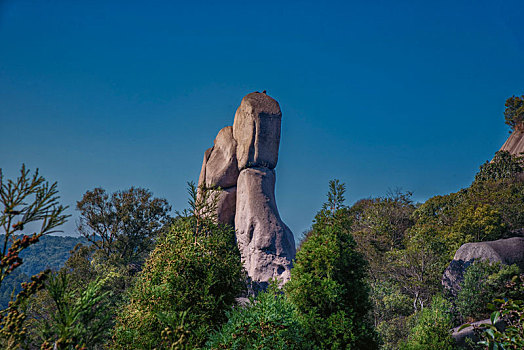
{"left": 499, "top": 123, "right": 524, "bottom": 156}
{"left": 205, "top": 126, "right": 239, "bottom": 189}
{"left": 233, "top": 92, "right": 282, "bottom": 170}
{"left": 197, "top": 147, "right": 213, "bottom": 190}
{"left": 442, "top": 237, "right": 524, "bottom": 296}
{"left": 214, "top": 186, "right": 237, "bottom": 226}
{"left": 197, "top": 127, "right": 239, "bottom": 225}
{"left": 235, "top": 167, "right": 295, "bottom": 287}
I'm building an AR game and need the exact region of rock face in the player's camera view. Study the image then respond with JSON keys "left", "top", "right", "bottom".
{"left": 197, "top": 92, "right": 295, "bottom": 288}
{"left": 197, "top": 126, "right": 239, "bottom": 226}
{"left": 499, "top": 124, "right": 524, "bottom": 155}
{"left": 233, "top": 92, "right": 282, "bottom": 171}
{"left": 442, "top": 237, "right": 524, "bottom": 296}
{"left": 205, "top": 126, "right": 239, "bottom": 188}
{"left": 235, "top": 167, "right": 296, "bottom": 288}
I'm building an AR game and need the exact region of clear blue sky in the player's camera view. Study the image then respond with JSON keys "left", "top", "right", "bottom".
{"left": 1, "top": 0, "right": 523, "bottom": 239}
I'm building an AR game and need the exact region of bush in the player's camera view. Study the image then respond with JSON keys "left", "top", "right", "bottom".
{"left": 286, "top": 180, "right": 378, "bottom": 349}
{"left": 401, "top": 296, "right": 456, "bottom": 350}
{"left": 468, "top": 298, "right": 524, "bottom": 349}
{"left": 456, "top": 260, "right": 523, "bottom": 323}
{"left": 207, "top": 282, "right": 311, "bottom": 350}
{"left": 112, "top": 215, "right": 246, "bottom": 349}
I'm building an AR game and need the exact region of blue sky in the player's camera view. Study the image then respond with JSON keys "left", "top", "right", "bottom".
{"left": 1, "top": 0, "right": 523, "bottom": 239}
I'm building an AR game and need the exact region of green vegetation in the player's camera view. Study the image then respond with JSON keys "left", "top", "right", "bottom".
{"left": 0, "top": 165, "right": 68, "bottom": 348}
{"left": 401, "top": 296, "right": 456, "bottom": 350}
{"left": 207, "top": 282, "right": 312, "bottom": 350}
{"left": 504, "top": 95, "right": 524, "bottom": 130}
{"left": 3, "top": 95, "right": 524, "bottom": 349}
{"left": 286, "top": 180, "right": 378, "bottom": 349}
{"left": 456, "top": 261, "right": 523, "bottom": 323}
{"left": 113, "top": 185, "right": 245, "bottom": 349}
{"left": 76, "top": 186, "right": 172, "bottom": 267}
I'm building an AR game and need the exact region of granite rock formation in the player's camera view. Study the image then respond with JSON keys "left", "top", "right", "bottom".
{"left": 197, "top": 92, "right": 295, "bottom": 288}
{"left": 499, "top": 123, "right": 524, "bottom": 155}
{"left": 442, "top": 237, "right": 524, "bottom": 296}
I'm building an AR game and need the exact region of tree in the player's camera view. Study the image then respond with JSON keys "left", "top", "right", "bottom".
{"left": 286, "top": 180, "right": 378, "bottom": 349}
{"left": 112, "top": 185, "right": 245, "bottom": 349}
{"left": 76, "top": 187, "right": 171, "bottom": 267}
{"left": 0, "top": 165, "right": 68, "bottom": 348}
{"left": 504, "top": 95, "right": 524, "bottom": 131}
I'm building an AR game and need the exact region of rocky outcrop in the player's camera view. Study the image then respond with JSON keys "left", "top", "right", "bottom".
{"left": 499, "top": 124, "right": 524, "bottom": 155}
{"left": 197, "top": 92, "right": 295, "bottom": 288}
{"left": 442, "top": 237, "right": 524, "bottom": 296}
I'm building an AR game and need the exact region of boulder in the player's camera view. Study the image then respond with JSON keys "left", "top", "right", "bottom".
{"left": 235, "top": 167, "right": 295, "bottom": 287}
{"left": 197, "top": 127, "right": 239, "bottom": 225}
{"left": 205, "top": 126, "right": 239, "bottom": 189}
{"left": 442, "top": 237, "right": 524, "bottom": 296}
{"left": 233, "top": 92, "right": 282, "bottom": 171}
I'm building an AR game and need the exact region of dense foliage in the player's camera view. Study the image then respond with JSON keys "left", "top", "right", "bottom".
{"left": 77, "top": 187, "right": 172, "bottom": 267}
{"left": 456, "top": 261, "right": 524, "bottom": 323}
{"left": 286, "top": 180, "right": 378, "bottom": 349}
{"left": 207, "top": 282, "right": 312, "bottom": 350}
{"left": 0, "top": 235, "right": 87, "bottom": 308}
{"left": 113, "top": 213, "right": 245, "bottom": 348}
{"left": 504, "top": 95, "right": 524, "bottom": 130}
{"left": 401, "top": 296, "right": 456, "bottom": 350}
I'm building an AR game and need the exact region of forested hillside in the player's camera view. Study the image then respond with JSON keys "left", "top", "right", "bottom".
{"left": 0, "top": 235, "right": 87, "bottom": 308}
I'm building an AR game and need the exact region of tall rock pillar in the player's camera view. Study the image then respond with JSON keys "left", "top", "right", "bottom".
{"left": 197, "top": 92, "right": 296, "bottom": 289}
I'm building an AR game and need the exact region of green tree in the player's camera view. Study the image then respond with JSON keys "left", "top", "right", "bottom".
{"left": 112, "top": 184, "right": 245, "bottom": 349}
{"left": 76, "top": 187, "right": 171, "bottom": 267}
{"left": 504, "top": 95, "right": 524, "bottom": 131}
{"left": 0, "top": 165, "right": 68, "bottom": 348}
{"left": 286, "top": 180, "right": 378, "bottom": 349}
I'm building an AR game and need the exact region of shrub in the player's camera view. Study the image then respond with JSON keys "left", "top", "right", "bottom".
{"left": 481, "top": 299, "right": 524, "bottom": 349}
{"left": 456, "top": 260, "right": 523, "bottom": 323}
{"left": 207, "top": 282, "right": 311, "bottom": 350}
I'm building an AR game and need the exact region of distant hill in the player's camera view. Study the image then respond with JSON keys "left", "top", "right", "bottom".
{"left": 0, "top": 234, "right": 88, "bottom": 308}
